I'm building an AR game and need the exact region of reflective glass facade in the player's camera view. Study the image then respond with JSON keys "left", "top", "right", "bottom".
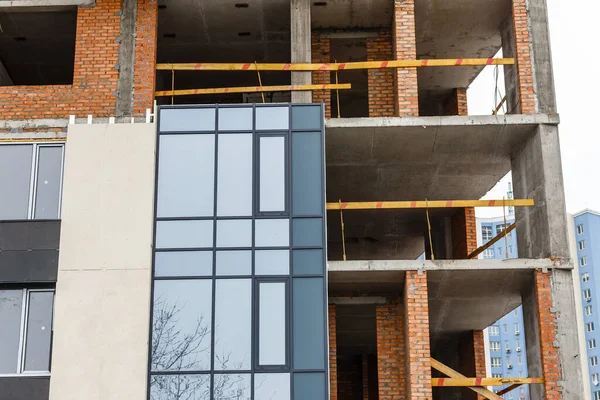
{"left": 149, "top": 104, "right": 328, "bottom": 400}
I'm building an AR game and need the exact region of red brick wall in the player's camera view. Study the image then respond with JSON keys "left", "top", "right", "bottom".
{"left": 367, "top": 29, "right": 395, "bottom": 117}
{"left": 133, "top": 0, "right": 158, "bottom": 114}
{"left": 0, "top": 0, "right": 157, "bottom": 120}
{"left": 329, "top": 304, "right": 338, "bottom": 400}
{"left": 452, "top": 207, "right": 477, "bottom": 258}
{"left": 376, "top": 298, "right": 406, "bottom": 399}
{"left": 512, "top": 0, "right": 535, "bottom": 114}
{"left": 473, "top": 330, "right": 486, "bottom": 400}
{"left": 362, "top": 355, "right": 369, "bottom": 400}
{"left": 404, "top": 271, "right": 432, "bottom": 398}
{"left": 535, "top": 270, "right": 563, "bottom": 399}
{"left": 393, "top": 0, "right": 419, "bottom": 117}
{"left": 442, "top": 88, "right": 468, "bottom": 116}
{"left": 312, "top": 32, "right": 331, "bottom": 118}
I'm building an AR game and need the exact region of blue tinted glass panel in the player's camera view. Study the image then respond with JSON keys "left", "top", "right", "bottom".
{"left": 254, "top": 373, "right": 290, "bottom": 400}
{"left": 294, "top": 373, "right": 326, "bottom": 400}
{"left": 215, "top": 281, "right": 251, "bottom": 370}
{"left": 293, "top": 278, "right": 325, "bottom": 369}
{"left": 292, "top": 249, "right": 323, "bottom": 276}
{"left": 214, "top": 374, "right": 251, "bottom": 400}
{"left": 292, "top": 132, "right": 322, "bottom": 216}
{"left": 150, "top": 374, "right": 210, "bottom": 400}
{"left": 155, "top": 251, "right": 213, "bottom": 277}
{"left": 255, "top": 106, "right": 289, "bottom": 130}
{"left": 160, "top": 108, "right": 215, "bottom": 132}
{"left": 155, "top": 220, "right": 213, "bottom": 249}
{"left": 291, "top": 106, "right": 322, "bottom": 131}
{"left": 217, "top": 219, "right": 252, "bottom": 248}
{"left": 255, "top": 219, "right": 289, "bottom": 247}
{"left": 292, "top": 218, "right": 323, "bottom": 247}
{"left": 218, "top": 107, "right": 253, "bottom": 131}
{"left": 216, "top": 250, "right": 251, "bottom": 276}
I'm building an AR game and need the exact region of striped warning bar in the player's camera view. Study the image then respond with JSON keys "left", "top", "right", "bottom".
{"left": 156, "top": 58, "right": 514, "bottom": 71}
{"left": 432, "top": 377, "right": 544, "bottom": 387}
{"left": 155, "top": 83, "right": 351, "bottom": 97}
{"left": 326, "top": 199, "right": 534, "bottom": 211}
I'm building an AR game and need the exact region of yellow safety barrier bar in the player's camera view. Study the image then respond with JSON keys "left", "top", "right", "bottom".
{"left": 326, "top": 199, "right": 534, "bottom": 211}
{"left": 155, "top": 83, "right": 351, "bottom": 97}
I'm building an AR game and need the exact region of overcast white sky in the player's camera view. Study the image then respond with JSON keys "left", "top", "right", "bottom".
{"left": 467, "top": 0, "right": 600, "bottom": 218}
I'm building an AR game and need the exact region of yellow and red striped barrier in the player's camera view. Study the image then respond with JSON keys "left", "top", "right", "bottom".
{"left": 326, "top": 199, "right": 534, "bottom": 211}
{"left": 157, "top": 58, "right": 514, "bottom": 71}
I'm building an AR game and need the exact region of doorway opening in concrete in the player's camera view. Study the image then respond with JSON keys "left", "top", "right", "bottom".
{"left": 0, "top": 8, "right": 77, "bottom": 86}
{"left": 155, "top": 0, "right": 291, "bottom": 106}
{"left": 336, "top": 304, "right": 378, "bottom": 400}
{"left": 329, "top": 38, "right": 368, "bottom": 118}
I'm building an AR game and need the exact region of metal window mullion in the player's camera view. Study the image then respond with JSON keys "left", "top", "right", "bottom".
{"left": 17, "top": 289, "right": 30, "bottom": 374}
{"left": 27, "top": 144, "right": 38, "bottom": 219}
{"left": 210, "top": 105, "right": 219, "bottom": 400}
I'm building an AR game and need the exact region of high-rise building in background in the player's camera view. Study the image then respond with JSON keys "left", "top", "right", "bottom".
{"left": 477, "top": 215, "right": 529, "bottom": 400}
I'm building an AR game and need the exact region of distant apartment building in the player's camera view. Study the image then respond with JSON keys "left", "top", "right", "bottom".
{"left": 573, "top": 210, "right": 600, "bottom": 399}
{"left": 477, "top": 216, "right": 530, "bottom": 400}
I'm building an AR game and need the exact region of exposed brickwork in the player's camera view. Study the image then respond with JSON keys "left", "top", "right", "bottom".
{"left": 535, "top": 270, "right": 563, "bottom": 399}
{"left": 393, "top": 0, "right": 419, "bottom": 117}
{"left": 512, "top": 0, "right": 536, "bottom": 114}
{"left": 362, "top": 355, "right": 369, "bottom": 400}
{"left": 133, "top": 0, "right": 158, "bottom": 114}
{"left": 442, "top": 88, "right": 468, "bottom": 116}
{"left": 404, "top": 271, "right": 432, "bottom": 399}
{"left": 452, "top": 207, "right": 477, "bottom": 258}
{"left": 329, "top": 304, "right": 338, "bottom": 400}
{"left": 376, "top": 298, "right": 406, "bottom": 399}
{"left": 312, "top": 32, "right": 331, "bottom": 118}
{"left": 0, "top": 0, "right": 157, "bottom": 120}
{"left": 473, "top": 331, "right": 486, "bottom": 400}
{"left": 366, "top": 29, "right": 395, "bottom": 117}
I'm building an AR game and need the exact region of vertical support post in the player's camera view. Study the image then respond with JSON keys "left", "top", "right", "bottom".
{"left": 404, "top": 271, "right": 432, "bottom": 398}
{"left": 393, "top": 0, "right": 419, "bottom": 117}
{"left": 522, "top": 270, "right": 584, "bottom": 400}
{"left": 366, "top": 29, "right": 395, "bottom": 117}
{"left": 329, "top": 304, "right": 338, "bottom": 400}
{"left": 473, "top": 331, "right": 487, "bottom": 400}
{"left": 511, "top": 0, "right": 536, "bottom": 114}
{"left": 376, "top": 299, "right": 406, "bottom": 399}
{"left": 501, "top": 16, "right": 520, "bottom": 114}
{"left": 312, "top": 33, "right": 331, "bottom": 117}
{"left": 291, "top": 0, "right": 311, "bottom": 103}
{"left": 451, "top": 207, "right": 477, "bottom": 258}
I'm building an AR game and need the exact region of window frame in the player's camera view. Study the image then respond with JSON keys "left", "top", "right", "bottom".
{"left": 585, "top": 289, "right": 592, "bottom": 300}
{"left": 490, "top": 341, "right": 500, "bottom": 352}
{"left": 579, "top": 240, "right": 586, "bottom": 251}
{"left": 577, "top": 224, "right": 584, "bottom": 235}
{"left": 255, "top": 133, "right": 289, "bottom": 217}
{"left": 0, "top": 288, "right": 55, "bottom": 377}
{"left": 254, "top": 278, "right": 290, "bottom": 371}
{"left": 491, "top": 357, "right": 502, "bottom": 368}
{"left": 584, "top": 273, "right": 590, "bottom": 283}
{"left": 592, "top": 356, "right": 598, "bottom": 367}
{"left": 582, "top": 256, "right": 589, "bottom": 267}
{"left": 590, "top": 339, "right": 597, "bottom": 350}
{"left": 587, "top": 305, "right": 594, "bottom": 316}
{"left": 482, "top": 225, "right": 492, "bottom": 241}
{"left": 0, "top": 142, "right": 65, "bottom": 220}
{"left": 588, "top": 322, "right": 595, "bottom": 332}
{"left": 490, "top": 325, "right": 500, "bottom": 336}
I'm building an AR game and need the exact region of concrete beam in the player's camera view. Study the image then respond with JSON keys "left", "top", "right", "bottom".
{"left": 325, "top": 113, "right": 559, "bottom": 129}
{"left": 290, "top": 0, "right": 311, "bottom": 103}
{"left": 329, "top": 296, "right": 388, "bottom": 305}
{"left": 512, "top": 124, "right": 569, "bottom": 258}
{"left": 328, "top": 258, "right": 564, "bottom": 272}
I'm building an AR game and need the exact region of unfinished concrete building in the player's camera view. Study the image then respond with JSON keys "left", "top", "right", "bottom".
{"left": 0, "top": 0, "right": 583, "bottom": 400}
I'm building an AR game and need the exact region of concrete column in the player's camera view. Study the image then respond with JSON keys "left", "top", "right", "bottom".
{"left": 393, "top": 0, "right": 419, "bottom": 117}
{"left": 376, "top": 299, "right": 406, "bottom": 398}
{"left": 511, "top": 124, "right": 569, "bottom": 259}
{"left": 290, "top": 0, "right": 311, "bottom": 103}
{"left": 116, "top": 0, "right": 138, "bottom": 117}
{"left": 522, "top": 270, "right": 584, "bottom": 400}
{"left": 527, "top": 0, "right": 557, "bottom": 114}
{"left": 404, "top": 271, "right": 432, "bottom": 398}
{"left": 329, "top": 304, "right": 338, "bottom": 400}
{"left": 501, "top": 16, "right": 520, "bottom": 114}
{"left": 456, "top": 331, "right": 487, "bottom": 400}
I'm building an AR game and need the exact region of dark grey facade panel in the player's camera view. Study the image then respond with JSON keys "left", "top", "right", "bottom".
{"left": 150, "top": 104, "right": 327, "bottom": 400}
{"left": 0, "top": 376, "right": 50, "bottom": 400}
{"left": 0, "top": 251, "right": 59, "bottom": 283}
{"left": 0, "top": 221, "right": 60, "bottom": 284}
{"left": 0, "top": 221, "right": 60, "bottom": 251}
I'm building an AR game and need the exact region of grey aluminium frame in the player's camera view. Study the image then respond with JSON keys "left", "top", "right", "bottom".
{"left": 149, "top": 103, "right": 328, "bottom": 400}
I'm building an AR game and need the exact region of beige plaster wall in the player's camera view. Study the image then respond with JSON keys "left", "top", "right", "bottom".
{"left": 49, "top": 123, "right": 156, "bottom": 400}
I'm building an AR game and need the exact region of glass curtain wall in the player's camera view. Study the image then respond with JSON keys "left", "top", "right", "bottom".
{"left": 149, "top": 104, "right": 328, "bottom": 400}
